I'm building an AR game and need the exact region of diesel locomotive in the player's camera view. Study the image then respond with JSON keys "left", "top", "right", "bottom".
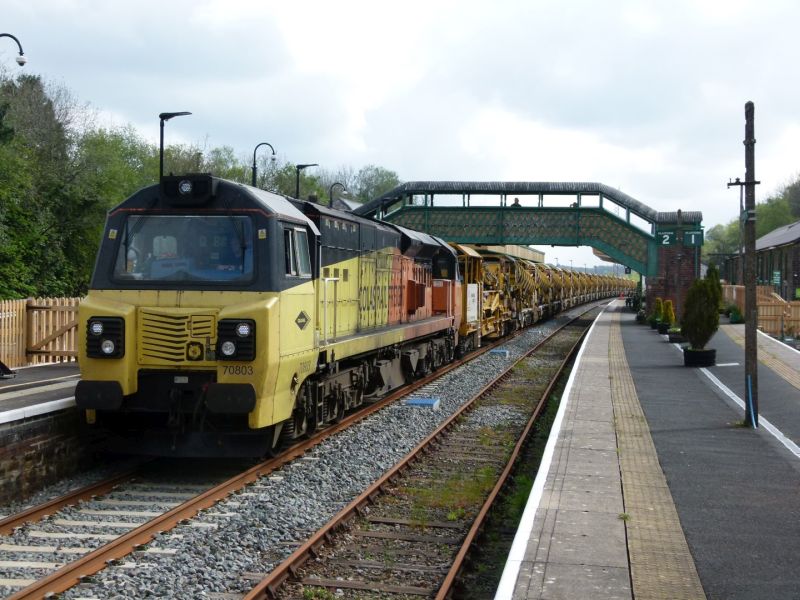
{"left": 76, "top": 174, "right": 632, "bottom": 456}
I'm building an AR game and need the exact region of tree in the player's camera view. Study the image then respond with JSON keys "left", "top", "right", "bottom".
{"left": 703, "top": 221, "right": 739, "bottom": 263}
{"left": 352, "top": 165, "right": 401, "bottom": 203}
{"left": 0, "top": 102, "right": 14, "bottom": 143}
{"left": 785, "top": 177, "right": 800, "bottom": 218}
{"left": 202, "top": 145, "right": 248, "bottom": 182}
{"left": 0, "top": 74, "right": 75, "bottom": 297}
{"left": 756, "top": 196, "right": 792, "bottom": 237}
{"left": 0, "top": 71, "right": 406, "bottom": 298}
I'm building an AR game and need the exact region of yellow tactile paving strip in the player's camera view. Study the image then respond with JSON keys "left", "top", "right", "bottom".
{"left": 609, "top": 309, "right": 706, "bottom": 600}
{"left": 720, "top": 324, "right": 800, "bottom": 391}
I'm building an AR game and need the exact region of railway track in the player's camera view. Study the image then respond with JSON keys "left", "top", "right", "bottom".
{"left": 246, "top": 310, "right": 598, "bottom": 599}
{"left": 0, "top": 305, "right": 557, "bottom": 599}
{"left": 0, "top": 302, "right": 606, "bottom": 599}
{"left": 0, "top": 460, "right": 260, "bottom": 598}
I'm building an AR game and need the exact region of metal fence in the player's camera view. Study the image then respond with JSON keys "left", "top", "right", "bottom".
{"left": 0, "top": 297, "right": 80, "bottom": 368}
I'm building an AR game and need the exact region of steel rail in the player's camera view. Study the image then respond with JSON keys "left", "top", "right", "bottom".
{"left": 435, "top": 314, "right": 593, "bottom": 599}
{"left": 0, "top": 465, "right": 146, "bottom": 536}
{"left": 243, "top": 305, "right": 601, "bottom": 599}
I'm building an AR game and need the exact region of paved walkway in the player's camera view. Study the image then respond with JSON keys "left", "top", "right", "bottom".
{"left": 623, "top": 314, "right": 800, "bottom": 599}
{"left": 498, "top": 300, "right": 800, "bottom": 600}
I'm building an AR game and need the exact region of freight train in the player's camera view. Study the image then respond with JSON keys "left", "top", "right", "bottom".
{"left": 76, "top": 174, "right": 633, "bottom": 456}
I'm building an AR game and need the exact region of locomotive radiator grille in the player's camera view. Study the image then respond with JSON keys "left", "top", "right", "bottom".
{"left": 138, "top": 309, "right": 217, "bottom": 364}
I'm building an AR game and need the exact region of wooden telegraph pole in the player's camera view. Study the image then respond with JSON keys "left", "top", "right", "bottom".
{"left": 729, "top": 102, "right": 760, "bottom": 427}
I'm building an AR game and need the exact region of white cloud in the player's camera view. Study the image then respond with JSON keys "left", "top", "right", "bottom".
{"left": 3, "top": 0, "right": 800, "bottom": 267}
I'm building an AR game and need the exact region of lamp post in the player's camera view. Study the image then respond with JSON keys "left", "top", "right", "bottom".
{"left": 329, "top": 182, "right": 346, "bottom": 207}
{"left": 158, "top": 112, "right": 191, "bottom": 180}
{"left": 251, "top": 142, "right": 275, "bottom": 187}
{"left": 295, "top": 163, "right": 318, "bottom": 199}
{"left": 0, "top": 33, "right": 26, "bottom": 66}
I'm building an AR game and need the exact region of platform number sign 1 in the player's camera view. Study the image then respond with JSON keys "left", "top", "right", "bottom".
{"left": 659, "top": 231, "right": 676, "bottom": 245}
{"left": 684, "top": 231, "right": 704, "bottom": 247}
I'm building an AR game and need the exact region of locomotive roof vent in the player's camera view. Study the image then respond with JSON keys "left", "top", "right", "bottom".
{"left": 160, "top": 173, "right": 216, "bottom": 206}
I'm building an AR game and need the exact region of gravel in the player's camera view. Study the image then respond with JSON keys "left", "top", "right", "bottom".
{"left": 0, "top": 456, "right": 141, "bottom": 521}
{"left": 5, "top": 303, "right": 602, "bottom": 600}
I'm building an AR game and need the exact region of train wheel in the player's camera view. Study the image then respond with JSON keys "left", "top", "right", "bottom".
{"left": 264, "top": 424, "right": 283, "bottom": 457}
{"left": 288, "top": 408, "right": 308, "bottom": 439}
{"left": 329, "top": 393, "right": 345, "bottom": 424}
{"left": 284, "top": 384, "right": 312, "bottom": 441}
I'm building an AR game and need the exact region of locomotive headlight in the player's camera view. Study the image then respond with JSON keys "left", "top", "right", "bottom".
{"left": 217, "top": 319, "right": 255, "bottom": 361}
{"left": 178, "top": 179, "right": 193, "bottom": 195}
{"left": 86, "top": 316, "right": 124, "bottom": 358}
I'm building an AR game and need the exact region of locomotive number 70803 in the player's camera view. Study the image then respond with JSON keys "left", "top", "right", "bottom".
{"left": 222, "top": 365, "right": 254, "bottom": 376}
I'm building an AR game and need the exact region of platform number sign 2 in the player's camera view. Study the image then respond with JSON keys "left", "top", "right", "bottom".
{"left": 659, "top": 231, "right": 676, "bottom": 246}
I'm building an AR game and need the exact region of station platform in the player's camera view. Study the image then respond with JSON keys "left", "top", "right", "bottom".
{"left": 497, "top": 300, "right": 800, "bottom": 600}
{"left": 0, "top": 362, "right": 78, "bottom": 424}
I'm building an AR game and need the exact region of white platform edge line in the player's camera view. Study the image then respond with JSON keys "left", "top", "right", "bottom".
{"left": 0, "top": 397, "right": 76, "bottom": 425}
{"left": 699, "top": 368, "right": 800, "bottom": 460}
{"left": 4, "top": 361, "right": 78, "bottom": 371}
{"left": 494, "top": 307, "right": 606, "bottom": 600}
{"left": 757, "top": 328, "right": 800, "bottom": 356}
{"left": 670, "top": 341, "right": 800, "bottom": 460}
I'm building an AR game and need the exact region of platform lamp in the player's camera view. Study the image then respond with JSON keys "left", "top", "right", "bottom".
{"left": 0, "top": 33, "right": 26, "bottom": 66}
{"left": 251, "top": 142, "right": 276, "bottom": 187}
{"left": 295, "top": 163, "right": 318, "bottom": 199}
{"left": 159, "top": 112, "right": 192, "bottom": 180}
{"left": 329, "top": 182, "right": 346, "bottom": 207}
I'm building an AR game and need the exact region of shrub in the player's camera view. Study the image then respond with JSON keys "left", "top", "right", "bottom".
{"left": 706, "top": 264, "right": 722, "bottom": 310}
{"left": 652, "top": 297, "right": 664, "bottom": 322}
{"left": 662, "top": 300, "right": 676, "bottom": 327}
{"left": 729, "top": 304, "right": 743, "bottom": 324}
{"left": 682, "top": 279, "right": 719, "bottom": 350}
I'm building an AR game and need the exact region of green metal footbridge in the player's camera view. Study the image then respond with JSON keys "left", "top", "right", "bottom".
{"left": 354, "top": 181, "right": 703, "bottom": 277}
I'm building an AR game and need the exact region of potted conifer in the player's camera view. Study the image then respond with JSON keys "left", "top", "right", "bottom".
{"left": 649, "top": 297, "right": 663, "bottom": 329}
{"left": 658, "top": 299, "right": 675, "bottom": 334}
{"left": 707, "top": 264, "right": 723, "bottom": 312}
{"left": 681, "top": 278, "right": 719, "bottom": 367}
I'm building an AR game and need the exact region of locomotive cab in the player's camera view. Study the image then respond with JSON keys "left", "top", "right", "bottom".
{"left": 77, "top": 174, "right": 320, "bottom": 456}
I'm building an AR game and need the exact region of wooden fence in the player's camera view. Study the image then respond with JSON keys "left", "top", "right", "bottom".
{"left": 722, "top": 285, "right": 800, "bottom": 337}
{"left": 0, "top": 297, "right": 80, "bottom": 368}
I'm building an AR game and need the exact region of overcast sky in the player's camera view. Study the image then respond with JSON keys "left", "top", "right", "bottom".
{"left": 3, "top": 0, "right": 799, "bottom": 267}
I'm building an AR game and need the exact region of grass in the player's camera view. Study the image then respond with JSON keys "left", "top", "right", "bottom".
{"left": 403, "top": 466, "right": 498, "bottom": 517}
{"left": 505, "top": 474, "right": 533, "bottom": 520}
{"left": 302, "top": 586, "right": 335, "bottom": 600}
{"left": 477, "top": 426, "right": 516, "bottom": 450}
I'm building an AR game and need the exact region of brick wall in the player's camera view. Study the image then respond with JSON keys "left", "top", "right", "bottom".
{"left": 646, "top": 243, "right": 702, "bottom": 321}
{"left": 0, "top": 409, "right": 98, "bottom": 504}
